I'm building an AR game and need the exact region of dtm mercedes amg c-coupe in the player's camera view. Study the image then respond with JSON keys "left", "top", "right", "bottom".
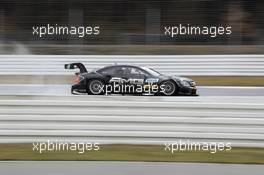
{"left": 65, "top": 63, "right": 197, "bottom": 96}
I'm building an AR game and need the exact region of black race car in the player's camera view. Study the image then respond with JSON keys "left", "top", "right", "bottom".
{"left": 65, "top": 63, "right": 197, "bottom": 96}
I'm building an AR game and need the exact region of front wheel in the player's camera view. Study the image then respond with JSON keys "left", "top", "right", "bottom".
{"left": 159, "top": 80, "right": 178, "bottom": 96}
{"left": 87, "top": 79, "right": 105, "bottom": 95}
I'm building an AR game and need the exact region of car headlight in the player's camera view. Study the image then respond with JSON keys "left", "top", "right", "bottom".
{"left": 181, "top": 80, "right": 190, "bottom": 87}
{"left": 190, "top": 81, "right": 196, "bottom": 86}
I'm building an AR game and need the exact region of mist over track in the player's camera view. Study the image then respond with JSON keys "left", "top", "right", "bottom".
{"left": 0, "top": 55, "right": 264, "bottom": 76}
{"left": 0, "top": 55, "right": 263, "bottom": 148}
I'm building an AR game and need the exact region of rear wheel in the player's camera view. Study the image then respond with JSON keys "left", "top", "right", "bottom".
{"left": 160, "top": 80, "right": 178, "bottom": 96}
{"left": 87, "top": 79, "right": 105, "bottom": 95}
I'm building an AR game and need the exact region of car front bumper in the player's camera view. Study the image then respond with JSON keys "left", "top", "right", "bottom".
{"left": 180, "top": 86, "right": 197, "bottom": 95}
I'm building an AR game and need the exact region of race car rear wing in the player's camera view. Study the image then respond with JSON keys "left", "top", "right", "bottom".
{"left": 64, "top": 62, "right": 88, "bottom": 73}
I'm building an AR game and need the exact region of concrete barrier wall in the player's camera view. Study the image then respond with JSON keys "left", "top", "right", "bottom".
{"left": 0, "top": 55, "right": 264, "bottom": 76}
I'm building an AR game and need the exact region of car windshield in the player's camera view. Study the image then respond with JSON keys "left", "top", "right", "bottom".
{"left": 141, "top": 67, "right": 162, "bottom": 76}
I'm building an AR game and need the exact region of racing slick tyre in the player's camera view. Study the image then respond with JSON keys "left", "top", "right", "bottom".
{"left": 158, "top": 80, "right": 178, "bottom": 96}
{"left": 87, "top": 79, "right": 105, "bottom": 95}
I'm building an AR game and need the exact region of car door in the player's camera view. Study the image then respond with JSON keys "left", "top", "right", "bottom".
{"left": 122, "top": 66, "right": 147, "bottom": 86}
{"left": 107, "top": 66, "right": 127, "bottom": 84}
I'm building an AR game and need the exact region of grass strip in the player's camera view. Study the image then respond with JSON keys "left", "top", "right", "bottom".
{"left": 188, "top": 76, "right": 264, "bottom": 86}
{"left": 0, "top": 75, "right": 263, "bottom": 86}
{"left": 0, "top": 144, "right": 263, "bottom": 164}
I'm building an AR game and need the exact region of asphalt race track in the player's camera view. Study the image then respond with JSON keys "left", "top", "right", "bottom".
{"left": 0, "top": 84, "right": 263, "bottom": 96}
{"left": 1, "top": 161, "right": 263, "bottom": 175}
{"left": 0, "top": 85, "right": 263, "bottom": 147}
{"left": 0, "top": 55, "right": 263, "bottom": 174}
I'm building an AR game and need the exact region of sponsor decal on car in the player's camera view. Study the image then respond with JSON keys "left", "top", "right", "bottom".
{"left": 109, "top": 77, "right": 144, "bottom": 85}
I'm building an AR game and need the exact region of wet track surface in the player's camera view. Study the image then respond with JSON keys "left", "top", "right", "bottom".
{"left": 0, "top": 84, "right": 263, "bottom": 96}
{"left": 1, "top": 161, "right": 263, "bottom": 175}
{"left": 0, "top": 84, "right": 263, "bottom": 174}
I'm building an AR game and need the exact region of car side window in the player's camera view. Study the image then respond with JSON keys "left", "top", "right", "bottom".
{"left": 114, "top": 67, "right": 126, "bottom": 76}
{"left": 98, "top": 66, "right": 148, "bottom": 77}
{"left": 98, "top": 67, "right": 117, "bottom": 75}
{"left": 130, "top": 67, "right": 147, "bottom": 75}
{"left": 110, "top": 66, "right": 130, "bottom": 76}
{"left": 130, "top": 67, "right": 145, "bottom": 75}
